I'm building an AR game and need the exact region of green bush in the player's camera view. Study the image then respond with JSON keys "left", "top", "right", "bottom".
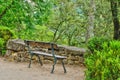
{"left": 0, "top": 38, "right": 5, "bottom": 55}
{"left": 85, "top": 40, "right": 120, "bottom": 80}
{"left": 87, "top": 37, "right": 109, "bottom": 53}
{"left": 0, "top": 26, "right": 16, "bottom": 55}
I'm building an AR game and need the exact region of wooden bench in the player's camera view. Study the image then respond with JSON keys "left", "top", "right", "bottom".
{"left": 24, "top": 40, "right": 67, "bottom": 73}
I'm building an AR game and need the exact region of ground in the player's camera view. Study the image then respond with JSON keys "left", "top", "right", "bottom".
{"left": 0, "top": 57, "right": 85, "bottom": 80}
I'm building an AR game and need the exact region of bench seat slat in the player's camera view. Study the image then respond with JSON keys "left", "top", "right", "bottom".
{"left": 31, "top": 51, "right": 67, "bottom": 59}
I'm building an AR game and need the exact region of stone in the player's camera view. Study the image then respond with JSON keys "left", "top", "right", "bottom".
{"left": 68, "top": 60, "right": 74, "bottom": 65}
{"left": 74, "top": 61, "right": 80, "bottom": 64}
{"left": 6, "top": 39, "right": 25, "bottom": 51}
{"left": 5, "top": 39, "right": 86, "bottom": 65}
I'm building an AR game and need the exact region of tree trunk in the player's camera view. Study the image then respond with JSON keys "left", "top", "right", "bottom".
{"left": 110, "top": 0, "right": 120, "bottom": 40}
{"left": 86, "top": 0, "right": 95, "bottom": 43}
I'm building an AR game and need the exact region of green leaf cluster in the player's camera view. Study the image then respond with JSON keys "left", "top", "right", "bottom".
{"left": 85, "top": 40, "right": 120, "bottom": 80}
{"left": 87, "top": 37, "right": 110, "bottom": 53}
{"left": 18, "top": 25, "right": 54, "bottom": 42}
{"left": 0, "top": 26, "right": 16, "bottom": 55}
{"left": 0, "top": 0, "right": 52, "bottom": 28}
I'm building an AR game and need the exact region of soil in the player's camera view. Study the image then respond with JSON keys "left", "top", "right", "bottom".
{"left": 0, "top": 57, "right": 85, "bottom": 80}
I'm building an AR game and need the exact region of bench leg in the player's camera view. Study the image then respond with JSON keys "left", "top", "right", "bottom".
{"left": 61, "top": 60, "right": 67, "bottom": 73}
{"left": 51, "top": 59, "right": 57, "bottom": 73}
{"left": 28, "top": 54, "right": 33, "bottom": 68}
{"left": 37, "top": 55, "right": 43, "bottom": 66}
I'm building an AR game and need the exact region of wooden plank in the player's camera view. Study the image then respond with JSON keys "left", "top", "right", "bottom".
{"left": 31, "top": 51, "right": 67, "bottom": 59}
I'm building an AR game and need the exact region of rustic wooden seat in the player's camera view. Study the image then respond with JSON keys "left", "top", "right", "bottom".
{"left": 24, "top": 40, "right": 67, "bottom": 73}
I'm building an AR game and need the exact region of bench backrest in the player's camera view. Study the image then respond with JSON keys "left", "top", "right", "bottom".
{"left": 24, "top": 40, "right": 58, "bottom": 58}
{"left": 24, "top": 40, "right": 58, "bottom": 50}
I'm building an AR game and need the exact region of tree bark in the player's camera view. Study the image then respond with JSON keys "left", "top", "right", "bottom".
{"left": 110, "top": 0, "right": 120, "bottom": 40}
{"left": 86, "top": 0, "right": 95, "bottom": 43}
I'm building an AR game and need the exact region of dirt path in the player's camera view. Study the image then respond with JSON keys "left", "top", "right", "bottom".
{"left": 0, "top": 57, "right": 85, "bottom": 80}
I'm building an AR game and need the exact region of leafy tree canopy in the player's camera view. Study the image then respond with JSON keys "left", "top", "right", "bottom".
{"left": 0, "top": 0, "right": 53, "bottom": 29}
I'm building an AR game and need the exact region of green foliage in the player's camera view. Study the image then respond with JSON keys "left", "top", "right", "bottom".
{"left": 48, "top": 0, "right": 86, "bottom": 45}
{"left": 0, "top": 38, "right": 4, "bottom": 48}
{"left": 87, "top": 37, "right": 110, "bottom": 53}
{"left": 0, "top": 0, "right": 54, "bottom": 46}
{"left": 0, "top": 0, "right": 119, "bottom": 48}
{"left": 19, "top": 25, "right": 54, "bottom": 42}
{"left": 85, "top": 40, "right": 120, "bottom": 80}
{"left": 0, "top": 26, "right": 16, "bottom": 55}
{"left": 0, "top": 38, "right": 5, "bottom": 55}
{"left": 35, "top": 25, "right": 54, "bottom": 41}
{"left": 0, "top": 26, "right": 16, "bottom": 40}
{"left": 0, "top": 0, "right": 53, "bottom": 29}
